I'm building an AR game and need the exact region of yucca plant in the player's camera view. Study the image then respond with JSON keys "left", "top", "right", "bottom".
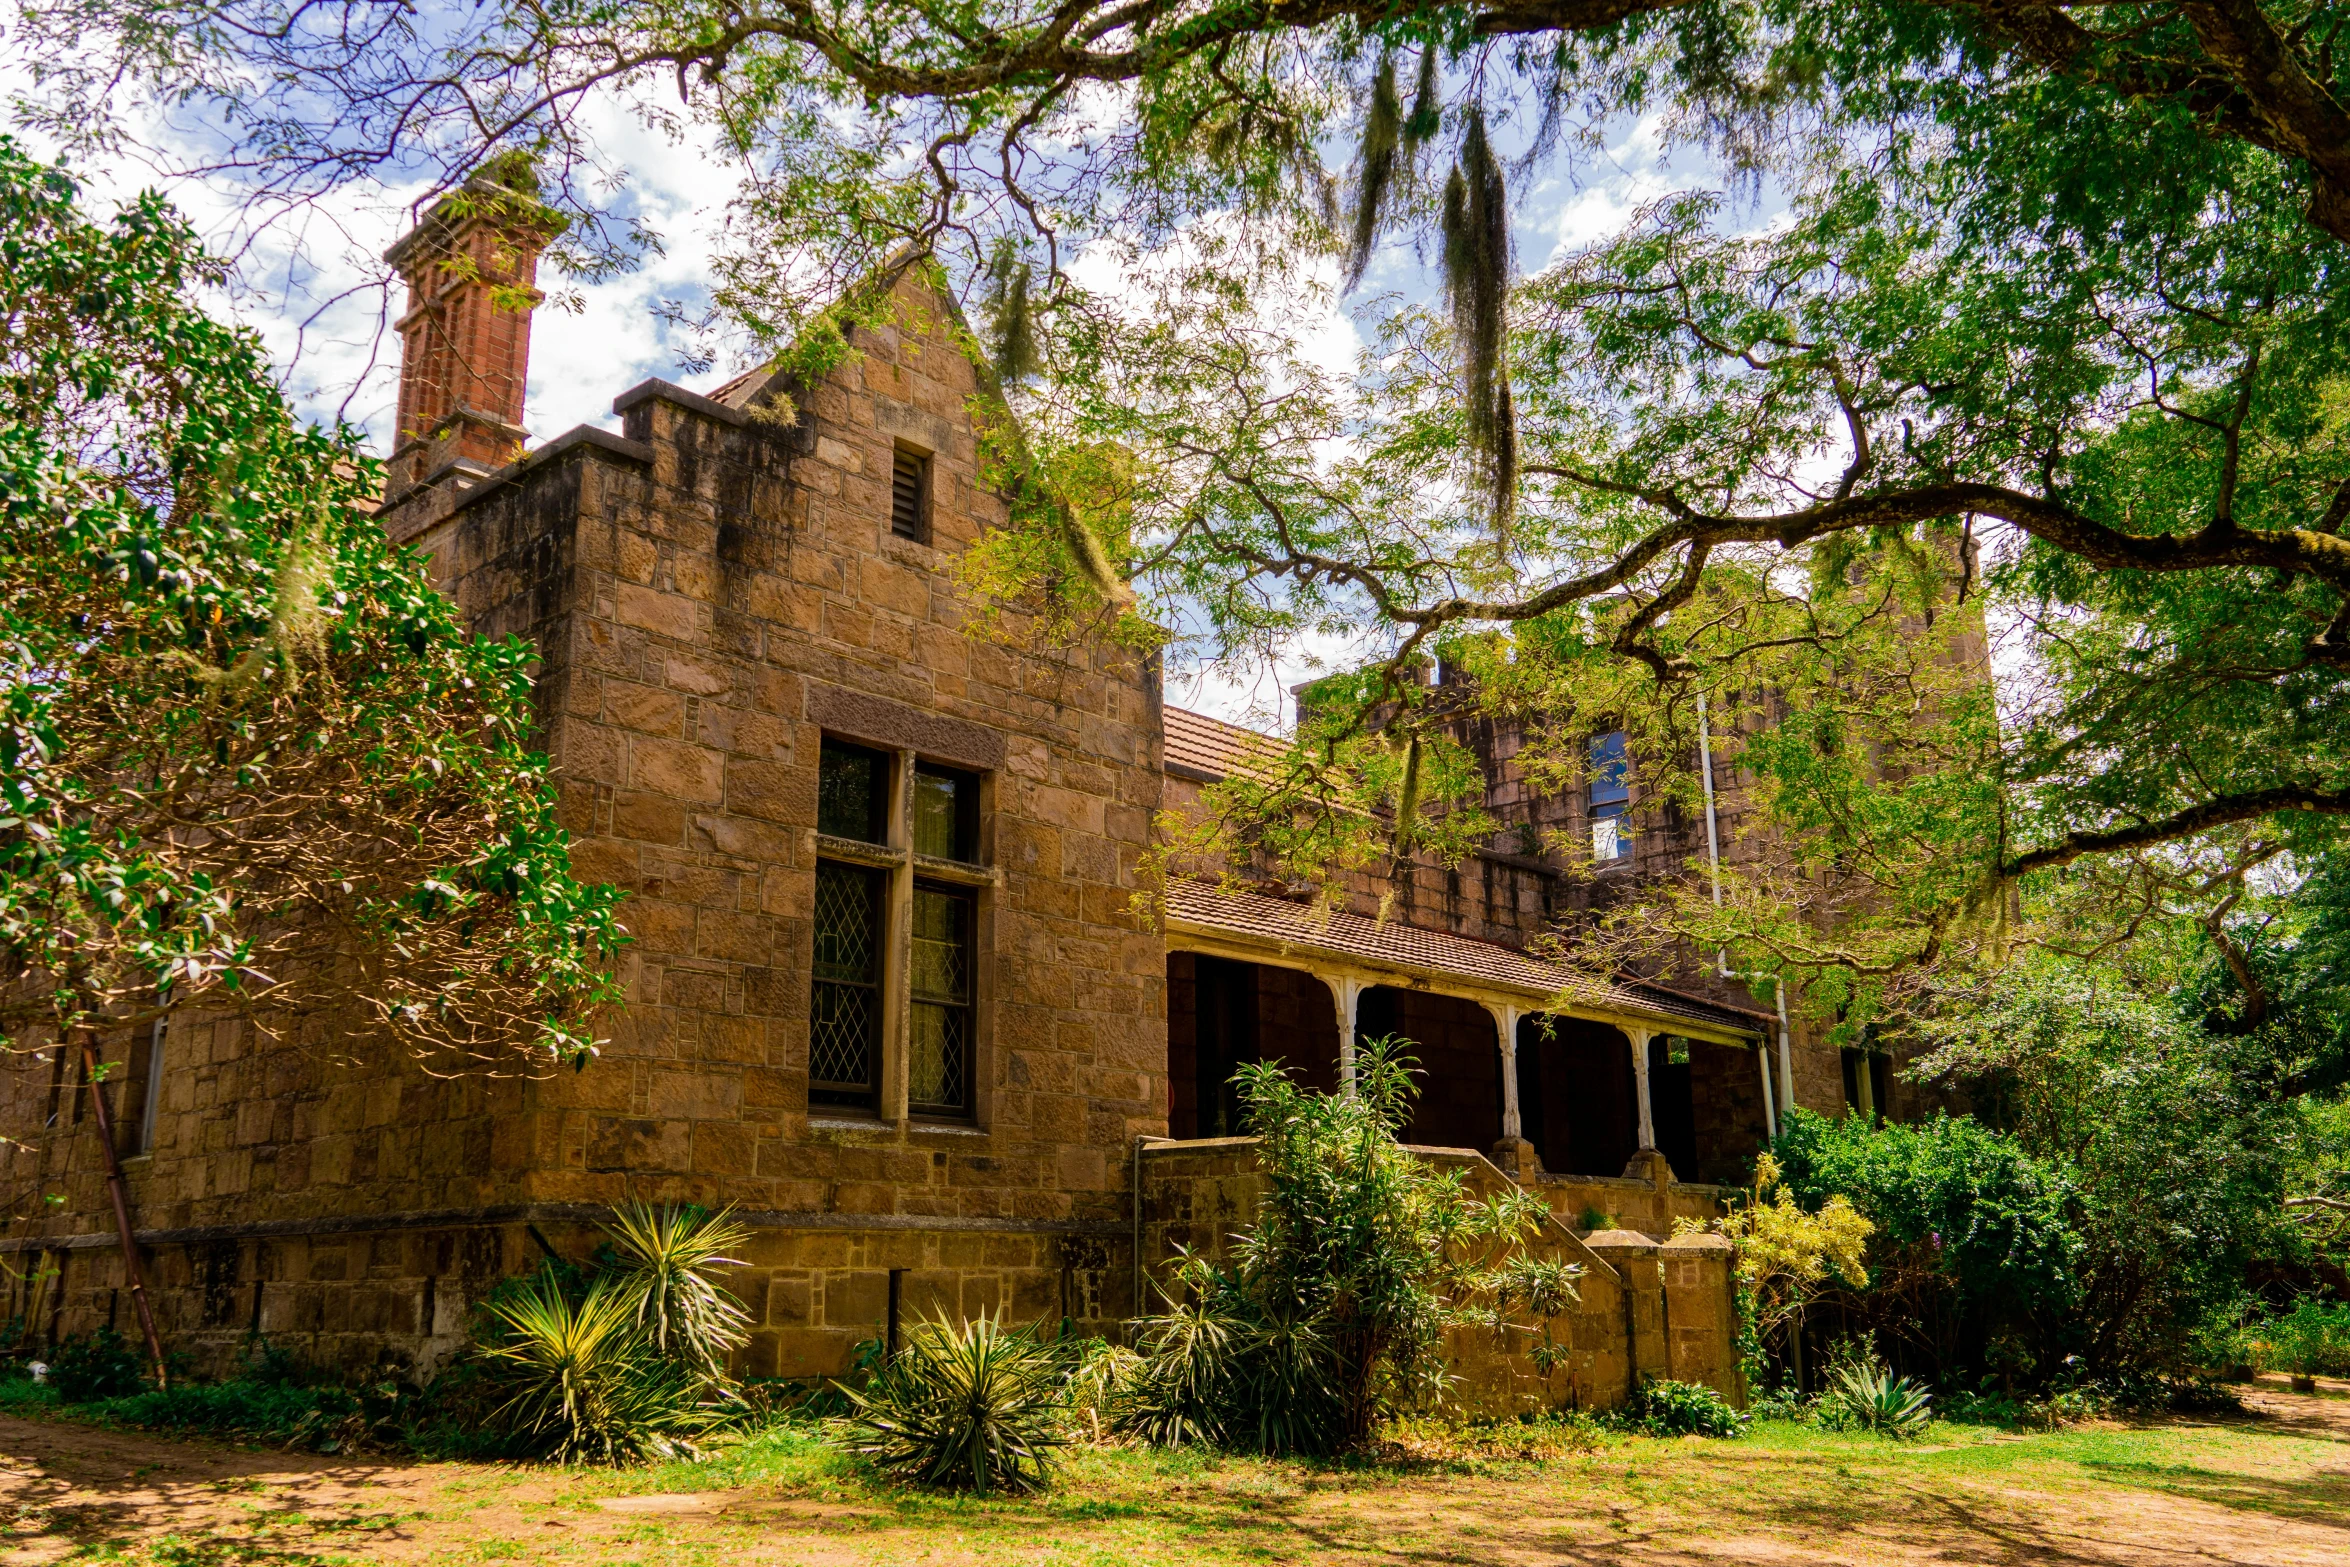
{"left": 1111, "top": 1261, "right": 1245, "bottom": 1449}
{"left": 476, "top": 1270, "right": 714, "bottom": 1465}
{"left": 600, "top": 1199, "right": 753, "bottom": 1383}
{"left": 837, "top": 1311, "right": 1068, "bottom": 1494}
{"left": 1820, "top": 1358, "right": 1935, "bottom": 1439}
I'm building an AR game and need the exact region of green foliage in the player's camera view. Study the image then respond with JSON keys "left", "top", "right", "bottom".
{"left": 1817, "top": 1357, "right": 1935, "bottom": 1440}
{"left": 0, "top": 139, "right": 623, "bottom": 1068}
{"left": 46, "top": 1327, "right": 146, "bottom": 1401}
{"left": 468, "top": 1203, "right": 753, "bottom": 1465}
{"left": 476, "top": 1270, "right": 714, "bottom": 1466}
{"left": 1117, "top": 1039, "right": 1577, "bottom": 1455}
{"left": 2238, "top": 1299, "right": 2350, "bottom": 1377}
{"left": 600, "top": 1199, "right": 754, "bottom": 1383}
{"left": 1615, "top": 1377, "right": 1748, "bottom": 1439}
{"left": 835, "top": 1311, "right": 1067, "bottom": 1494}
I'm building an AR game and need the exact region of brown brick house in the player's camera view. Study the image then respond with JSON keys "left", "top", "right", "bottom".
{"left": 2, "top": 193, "right": 1892, "bottom": 1406}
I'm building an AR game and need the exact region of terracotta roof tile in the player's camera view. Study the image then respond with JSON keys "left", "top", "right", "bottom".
{"left": 1163, "top": 707, "right": 1288, "bottom": 784}
{"left": 1163, "top": 878, "right": 1761, "bottom": 1038}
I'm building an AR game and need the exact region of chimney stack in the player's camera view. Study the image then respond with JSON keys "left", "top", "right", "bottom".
{"left": 382, "top": 164, "right": 565, "bottom": 501}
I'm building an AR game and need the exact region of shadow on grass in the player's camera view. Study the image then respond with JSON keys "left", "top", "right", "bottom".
{"left": 2080, "top": 1457, "right": 2350, "bottom": 1527}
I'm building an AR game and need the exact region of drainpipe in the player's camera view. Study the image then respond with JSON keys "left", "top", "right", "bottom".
{"left": 1698, "top": 693, "right": 1796, "bottom": 1136}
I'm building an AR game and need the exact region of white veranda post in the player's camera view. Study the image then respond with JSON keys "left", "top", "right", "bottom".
{"left": 1628, "top": 1026, "right": 1658, "bottom": 1151}
{"left": 1320, "top": 973, "right": 1369, "bottom": 1098}
{"left": 1482, "top": 1001, "right": 1524, "bottom": 1141}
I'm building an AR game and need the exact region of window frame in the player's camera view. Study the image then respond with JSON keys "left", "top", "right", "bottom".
{"left": 1588, "top": 729, "right": 1633, "bottom": 863}
{"left": 810, "top": 858, "right": 889, "bottom": 1110}
{"left": 889, "top": 442, "right": 933, "bottom": 544}
{"left": 907, "top": 879, "right": 976, "bottom": 1119}
{"left": 809, "top": 735, "right": 990, "bottom": 1127}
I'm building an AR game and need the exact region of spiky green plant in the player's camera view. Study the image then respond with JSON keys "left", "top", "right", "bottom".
{"left": 836, "top": 1311, "right": 1068, "bottom": 1493}
{"left": 1111, "top": 1254, "right": 1246, "bottom": 1448}
{"left": 1819, "top": 1358, "right": 1934, "bottom": 1439}
{"left": 476, "top": 1270, "right": 714, "bottom": 1465}
{"left": 600, "top": 1199, "right": 753, "bottom": 1383}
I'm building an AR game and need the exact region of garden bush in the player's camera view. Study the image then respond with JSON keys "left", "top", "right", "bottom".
{"left": 468, "top": 1200, "right": 753, "bottom": 1464}
{"left": 835, "top": 1311, "right": 1068, "bottom": 1494}
{"left": 1615, "top": 1378, "right": 1748, "bottom": 1439}
{"left": 1113, "top": 1039, "right": 1579, "bottom": 1456}
{"left": 2240, "top": 1299, "right": 2350, "bottom": 1377}
{"left": 48, "top": 1328, "right": 147, "bottom": 1401}
{"left": 1817, "top": 1358, "right": 1934, "bottom": 1439}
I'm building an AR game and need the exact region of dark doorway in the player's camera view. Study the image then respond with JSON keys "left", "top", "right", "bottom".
{"left": 1522, "top": 1019, "right": 1640, "bottom": 1177}
{"left": 1649, "top": 1035, "right": 1698, "bottom": 1180}
{"left": 1357, "top": 988, "right": 1501, "bottom": 1151}
{"left": 1166, "top": 954, "right": 1260, "bottom": 1138}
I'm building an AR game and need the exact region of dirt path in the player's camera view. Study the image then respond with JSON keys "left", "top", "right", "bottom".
{"left": 1, "top": 1386, "right": 2346, "bottom": 1566}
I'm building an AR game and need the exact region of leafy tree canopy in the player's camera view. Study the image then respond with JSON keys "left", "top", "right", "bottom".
{"left": 25, "top": 0, "right": 2350, "bottom": 1020}
{"left": 0, "top": 139, "right": 624, "bottom": 1071}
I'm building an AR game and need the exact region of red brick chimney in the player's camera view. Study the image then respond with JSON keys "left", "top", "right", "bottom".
{"left": 382, "top": 169, "right": 564, "bottom": 500}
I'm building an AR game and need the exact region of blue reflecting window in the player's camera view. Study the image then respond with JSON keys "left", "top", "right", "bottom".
{"left": 1589, "top": 731, "right": 1631, "bottom": 861}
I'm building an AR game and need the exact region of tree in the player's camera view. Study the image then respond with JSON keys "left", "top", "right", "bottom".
{"left": 0, "top": 141, "right": 625, "bottom": 1379}
{"left": 25, "top": 0, "right": 2350, "bottom": 1010}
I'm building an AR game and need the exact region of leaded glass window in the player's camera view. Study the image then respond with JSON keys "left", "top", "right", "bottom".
{"left": 912, "top": 764, "right": 978, "bottom": 862}
{"left": 811, "top": 860, "right": 884, "bottom": 1106}
{"left": 818, "top": 739, "right": 887, "bottom": 843}
{"left": 909, "top": 884, "right": 973, "bottom": 1116}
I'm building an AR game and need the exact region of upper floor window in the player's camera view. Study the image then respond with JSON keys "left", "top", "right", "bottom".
{"left": 818, "top": 738, "right": 889, "bottom": 843}
{"left": 1589, "top": 730, "right": 1631, "bottom": 861}
{"left": 913, "top": 763, "right": 979, "bottom": 862}
{"left": 890, "top": 443, "right": 932, "bottom": 543}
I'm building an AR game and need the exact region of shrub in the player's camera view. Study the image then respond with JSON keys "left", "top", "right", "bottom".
{"left": 836, "top": 1311, "right": 1067, "bottom": 1494}
{"left": 476, "top": 1270, "right": 715, "bottom": 1465}
{"left": 49, "top": 1328, "right": 147, "bottom": 1402}
{"left": 2244, "top": 1299, "right": 2350, "bottom": 1377}
{"left": 1116, "top": 1038, "right": 1579, "bottom": 1456}
{"left": 1616, "top": 1377, "right": 1747, "bottom": 1439}
{"left": 601, "top": 1198, "right": 754, "bottom": 1383}
{"left": 1818, "top": 1358, "right": 1934, "bottom": 1439}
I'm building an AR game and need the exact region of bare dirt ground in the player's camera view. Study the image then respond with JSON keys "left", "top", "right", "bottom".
{"left": 1, "top": 1380, "right": 2346, "bottom": 1566}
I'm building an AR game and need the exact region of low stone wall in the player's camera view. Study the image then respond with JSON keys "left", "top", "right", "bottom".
{"left": 1137, "top": 1137, "right": 1740, "bottom": 1417}
{"left": 10, "top": 1210, "right": 1133, "bottom": 1383}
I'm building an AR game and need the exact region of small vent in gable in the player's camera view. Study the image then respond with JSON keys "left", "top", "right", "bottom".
{"left": 891, "top": 445, "right": 930, "bottom": 541}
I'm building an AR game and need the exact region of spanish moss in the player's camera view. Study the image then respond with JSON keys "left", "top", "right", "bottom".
{"left": 1439, "top": 107, "right": 1517, "bottom": 534}
{"left": 1343, "top": 53, "right": 1403, "bottom": 293}
{"left": 1391, "top": 733, "right": 1424, "bottom": 861}
{"left": 1404, "top": 47, "right": 1442, "bottom": 149}
{"left": 984, "top": 240, "right": 1038, "bottom": 385}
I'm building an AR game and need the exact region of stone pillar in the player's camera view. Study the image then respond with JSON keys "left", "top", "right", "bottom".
{"left": 1628, "top": 1026, "right": 1656, "bottom": 1151}
{"left": 1319, "top": 973, "right": 1367, "bottom": 1097}
{"left": 1482, "top": 1000, "right": 1539, "bottom": 1181}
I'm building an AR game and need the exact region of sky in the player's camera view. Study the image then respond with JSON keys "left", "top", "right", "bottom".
{"left": 7, "top": 55, "right": 1758, "bottom": 731}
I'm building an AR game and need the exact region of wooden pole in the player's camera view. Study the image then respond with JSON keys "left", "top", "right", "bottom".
{"left": 77, "top": 1035, "right": 167, "bottom": 1389}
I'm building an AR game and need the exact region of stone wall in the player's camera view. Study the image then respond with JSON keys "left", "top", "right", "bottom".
{"left": 4, "top": 269, "right": 1163, "bottom": 1379}
{"left": 1137, "top": 1136, "right": 1740, "bottom": 1417}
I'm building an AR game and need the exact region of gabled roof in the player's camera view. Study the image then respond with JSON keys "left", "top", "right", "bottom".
{"left": 1164, "top": 706, "right": 1287, "bottom": 785}
{"left": 1162, "top": 878, "right": 1764, "bottom": 1042}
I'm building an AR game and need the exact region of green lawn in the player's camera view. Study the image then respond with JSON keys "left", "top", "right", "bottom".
{"left": 7, "top": 1392, "right": 2348, "bottom": 1566}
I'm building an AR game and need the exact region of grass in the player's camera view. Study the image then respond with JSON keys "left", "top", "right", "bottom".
{"left": 9, "top": 1403, "right": 2348, "bottom": 1566}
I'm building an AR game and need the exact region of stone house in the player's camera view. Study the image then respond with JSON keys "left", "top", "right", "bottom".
{"left": 1, "top": 192, "right": 1915, "bottom": 1408}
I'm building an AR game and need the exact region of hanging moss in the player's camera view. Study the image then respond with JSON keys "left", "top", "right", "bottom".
{"left": 1344, "top": 54, "right": 1404, "bottom": 292}
{"left": 1404, "top": 48, "right": 1443, "bottom": 148}
{"left": 1439, "top": 107, "right": 1517, "bottom": 534}
{"left": 1391, "top": 732, "right": 1424, "bottom": 860}
{"left": 984, "top": 239, "right": 1039, "bottom": 385}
